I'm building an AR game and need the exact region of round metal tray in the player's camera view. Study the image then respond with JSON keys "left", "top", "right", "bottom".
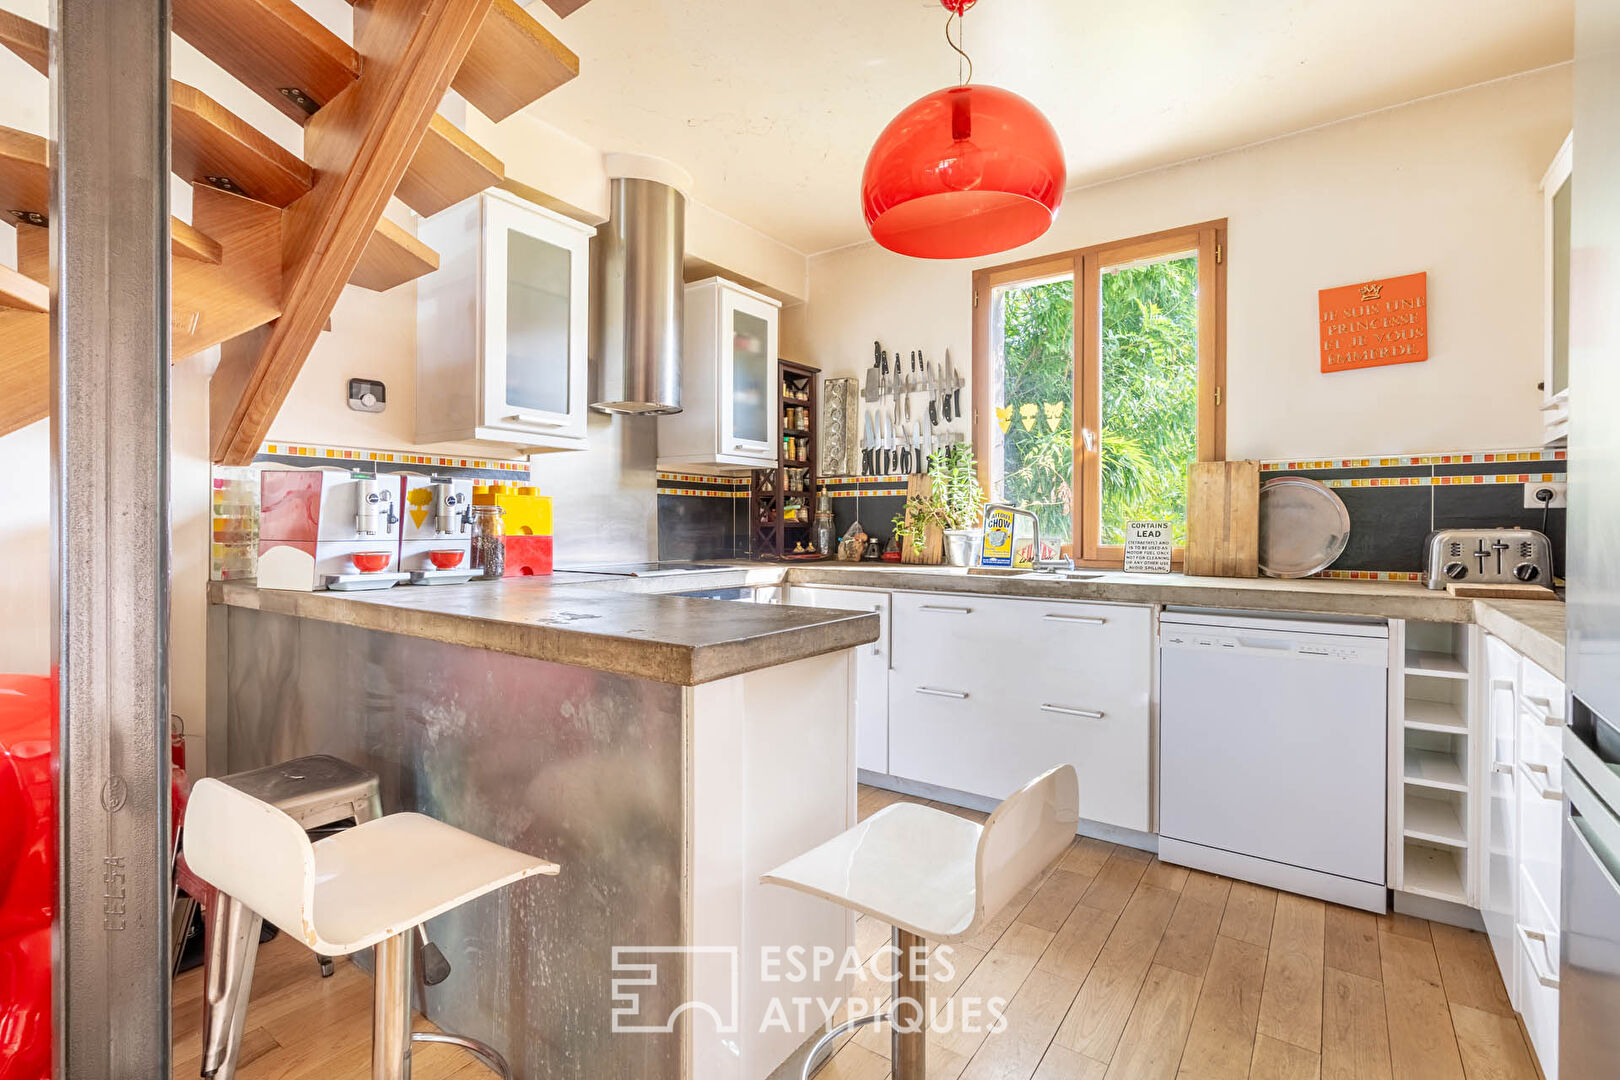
{"left": 1258, "top": 475, "right": 1351, "bottom": 578}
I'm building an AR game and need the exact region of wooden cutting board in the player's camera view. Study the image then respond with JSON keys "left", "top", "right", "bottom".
{"left": 898, "top": 474, "right": 944, "bottom": 564}
{"left": 1184, "top": 460, "right": 1259, "bottom": 577}
{"left": 1446, "top": 582, "right": 1558, "bottom": 600}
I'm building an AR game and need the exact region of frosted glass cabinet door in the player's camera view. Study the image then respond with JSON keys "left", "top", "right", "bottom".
{"left": 481, "top": 195, "right": 592, "bottom": 439}
{"left": 719, "top": 287, "right": 777, "bottom": 458}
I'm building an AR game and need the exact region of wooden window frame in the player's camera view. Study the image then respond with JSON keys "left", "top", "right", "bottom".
{"left": 972, "top": 219, "right": 1227, "bottom": 568}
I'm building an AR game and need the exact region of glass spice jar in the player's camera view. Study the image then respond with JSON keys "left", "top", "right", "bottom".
{"left": 469, "top": 504, "right": 506, "bottom": 580}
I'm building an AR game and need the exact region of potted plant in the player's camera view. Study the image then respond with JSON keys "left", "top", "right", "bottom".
{"left": 893, "top": 442, "right": 989, "bottom": 566}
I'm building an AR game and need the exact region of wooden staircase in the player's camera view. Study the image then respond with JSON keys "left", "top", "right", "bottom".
{"left": 0, "top": 0, "right": 587, "bottom": 460}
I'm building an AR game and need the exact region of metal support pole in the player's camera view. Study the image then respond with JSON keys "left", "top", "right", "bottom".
{"left": 375, "top": 933, "right": 415, "bottom": 1080}
{"left": 50, "top": 1, "right": 173, "bottom": 1077}
{"left": 891, "top": 929, "right": 927, "bottom": 1080}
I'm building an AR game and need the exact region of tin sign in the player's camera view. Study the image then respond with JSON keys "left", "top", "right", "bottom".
{"left": 1124, "top": 521, "right": 1172, "bottom": 574}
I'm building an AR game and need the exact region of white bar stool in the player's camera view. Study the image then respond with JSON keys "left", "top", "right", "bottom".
{"left": 183, "top": 777, "right": 559, "bottom": 1080}
{"left": 762, "top": 765, "right": 1079, "bottom": 1080}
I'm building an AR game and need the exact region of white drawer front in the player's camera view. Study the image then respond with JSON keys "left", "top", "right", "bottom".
{"left": 1517, "top": 709, "right": 1564, "bottom": 919}
{"left": 1516, "top": 871, "right": 1560, "bottom": 1080}
{"left": 888, "top": 592, "right": 1151, "bottom": 831}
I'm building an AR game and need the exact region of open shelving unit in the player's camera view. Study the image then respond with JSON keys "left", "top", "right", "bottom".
{"left": 750, "top": 359, "right": 822, "bottom": 559}
{"left": 1391, "top": 620, "right": 1477, "bottom": 905}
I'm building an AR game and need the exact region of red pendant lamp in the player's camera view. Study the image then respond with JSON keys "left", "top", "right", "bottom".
{"left": 862, "top": 0, "right": 1066, "bottom": 259}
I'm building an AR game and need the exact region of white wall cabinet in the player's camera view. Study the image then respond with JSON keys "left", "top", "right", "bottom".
{"left": 658, "top": 277, "right": 780, "bottom": 473}
{"left": 787, "top": 586, "right": 891, "bottom": 773}
{"left": 417, "top": 190, "right": 594, "bottom": 450}
{"left": 1478, "top": 632, "right": 1563, "bottom": 1080}
{"left": 1541, "top": 132, "right": 1572, "bottom": 446}
{"left": 886, "top": 592, "right": 1153, "bottom": 832}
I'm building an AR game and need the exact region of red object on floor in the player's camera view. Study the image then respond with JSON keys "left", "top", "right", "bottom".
{"left": 501, "top": 534, "right": 553, "bottom": 577}
{"left": 0, "top": 674, "right": 53, "bottom": 1080}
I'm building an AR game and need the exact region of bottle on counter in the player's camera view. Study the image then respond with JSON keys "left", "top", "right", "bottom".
{"left": 469, "top": 504, "right": 506, "bottom": 579}
{"left": 814, "top": 492, "right": 835, "bottom": 556}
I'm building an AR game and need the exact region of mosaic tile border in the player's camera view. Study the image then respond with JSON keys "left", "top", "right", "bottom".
{"left": 1261, "top": 447, "right": 1565, "bottom": 472}
{"left": 1313, "top": 570, "right": 1425, "bottom": 582}
{"left": 258, "top": 441, "right": 531, "bottom": 481}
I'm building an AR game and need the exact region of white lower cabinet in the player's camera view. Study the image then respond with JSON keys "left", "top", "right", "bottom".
{"left": 786, "top": 586, "right": 891, "bottom": 774}
{"left": 887, "top": 592, "right": 1152, "bottom": 832}
{"left": 1479, "top": 633, "right": 1563, "bottom": 1080}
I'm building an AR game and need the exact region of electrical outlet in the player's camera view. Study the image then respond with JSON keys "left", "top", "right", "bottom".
{"left": 1523, "top": 481, "right": 1567, "bottom": 509}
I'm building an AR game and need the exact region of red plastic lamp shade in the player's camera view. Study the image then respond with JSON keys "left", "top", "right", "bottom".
{"left": 862, "top": 83, "right": 1065, "bottom": 259}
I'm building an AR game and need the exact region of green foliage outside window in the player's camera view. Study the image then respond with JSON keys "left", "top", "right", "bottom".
{"left": 996, "top": 255, "right": 1200, "bottom": 548}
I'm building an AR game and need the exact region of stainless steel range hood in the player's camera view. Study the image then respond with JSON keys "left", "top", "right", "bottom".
{"left": 592, "top": 156, "right": 691, "bottom": 415}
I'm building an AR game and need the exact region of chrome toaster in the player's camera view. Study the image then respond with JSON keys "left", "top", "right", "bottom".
{"left": 1423, "top": 528, "right": 1554, "bottom": 589}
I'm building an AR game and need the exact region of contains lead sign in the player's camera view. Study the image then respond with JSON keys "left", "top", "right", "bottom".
{"left": 1124, "top": 521, "right": 1172, "bottom": 574}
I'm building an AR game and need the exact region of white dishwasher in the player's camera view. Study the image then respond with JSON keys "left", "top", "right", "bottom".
{"left": 1158, "top": 609, "right": 1389, "bottom": 911}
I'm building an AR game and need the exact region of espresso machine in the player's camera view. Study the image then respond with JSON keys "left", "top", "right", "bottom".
{"left": 257, "top": 468, "right": 406, "bottom": 591}
{"left": 400, "top": 474, "right": 476, "bottom": 584}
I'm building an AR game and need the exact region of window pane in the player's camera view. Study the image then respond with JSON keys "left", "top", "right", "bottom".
{"left": 989, "top": 275, "right": 1074, "bottom": 548}
{"left": 1097, "top": 252, "right": 1199, "bottom": 546}
{"left": 505, "top": 229, "right": 571, "bottom": 414}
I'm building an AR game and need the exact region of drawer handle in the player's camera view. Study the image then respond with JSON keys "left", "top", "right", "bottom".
{"left": 1520, "top": 760, "right": 1564, "bottom": 801}
{"left": 1043, "top": 614, "right": 1106, "bottom": 625}
{"left": 1517, "top": 924, "right": 1560, "bottom": 989}
{"left": 503, "top": 413, "right": 567, "bottom": 428}
{"left": 1040, "top": 704, "right": 1104, "bottom": 719}
{"left": 1492, "top": 761, "right": 1514, "bottom": 774}
{"left": 915, "top": 686, "right": 969, "bottom": 700}
{"left": 1521, "top": 695, "right": 1564, "bottom": 728}
{"left": 919, "top": 605, "right": 973, "bottom": 615}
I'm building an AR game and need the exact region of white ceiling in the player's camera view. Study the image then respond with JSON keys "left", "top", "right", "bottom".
{"left": 525, "top": 0, "right": 1572, "bottom": 255}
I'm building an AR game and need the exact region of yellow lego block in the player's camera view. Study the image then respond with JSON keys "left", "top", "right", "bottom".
{"left": 472, "top": 483, "right": 552, "bottom": 536}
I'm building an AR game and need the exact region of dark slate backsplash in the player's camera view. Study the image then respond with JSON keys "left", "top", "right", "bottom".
{"left": 655, "top": 448, "right": 1567, "bottom": 578}
{"left": 1260, "top": 448, "right": 1566, "bottom": 580}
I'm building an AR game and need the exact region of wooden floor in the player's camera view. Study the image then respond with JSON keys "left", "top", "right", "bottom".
{"left": 170, "top": 932, "right": 494, "bottom": 1079}
{"left": 170, "top": 784, "right": 1537, "bottom": 1080}
{"left": 815, "top": 785, "right": 1540, "bottom": 1080}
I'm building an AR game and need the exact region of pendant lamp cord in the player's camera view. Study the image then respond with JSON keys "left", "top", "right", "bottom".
{"left": 946, "top": 7, "right": 973, "bottom": 85}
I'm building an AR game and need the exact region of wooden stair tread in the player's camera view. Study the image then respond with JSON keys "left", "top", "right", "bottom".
{"left": 350, "top": 218, "right": 439, "bottom": 292}
{"left": 397, "top": 114, "right": 505, "bottom": 218}
{"left": 171, "top": 218, "right": 224, "bottom": 264}
{"left": 0, "top": 10, "right": 48, "bottom": 76}
{"left": 535, "top": 0, "right": 594, "bottom": 16}
{"left": 452, "top": 0, "right": 578, "bottom": 121}
{"left": 172, "top": 82, "right": 314, "bottom": 207}
{"left": 0, "top": 125, "right": 48, "bottom": 223}
{"left": 173, "top": 0, "right": 359, "bottom": 125}
{"left": 0, "top": 263, "right": 48, "bottom": 313}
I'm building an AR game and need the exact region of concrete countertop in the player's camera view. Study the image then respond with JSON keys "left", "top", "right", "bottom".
{"left": 1474, "top": 598, "right": 1566, "bottom": 679}
{"left": 212, "top": 560, "right": 1567, "bottom": 686}
{"left": 210, "top": 578, "right": 880, "bottom": 686}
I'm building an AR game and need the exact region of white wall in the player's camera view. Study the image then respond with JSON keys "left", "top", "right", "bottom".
{"left": 797, "top": 65, "right": 1574, "bottom": 461}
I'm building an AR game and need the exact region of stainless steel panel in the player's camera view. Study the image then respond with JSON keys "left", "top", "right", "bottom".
{"left": 593, "top": 177, "right": 684, "bottom": 414}
{"left": 224, "top": 609, "right": 685, "bottom": 1080}
{"left": 1569, "top": 0, "right": 1620, "bottom": 719}
{"left": 50, "top": 0, "right": 173, "bottom": 1075}
{"left": 1560, "top": 766, "right": 1620, "bottom": 1079}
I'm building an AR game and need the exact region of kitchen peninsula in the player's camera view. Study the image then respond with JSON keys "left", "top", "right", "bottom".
{"left": 210, "top": 575, "right": 879, "bottom": 1080}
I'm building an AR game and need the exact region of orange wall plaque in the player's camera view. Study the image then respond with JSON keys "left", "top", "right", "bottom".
{"left": 1319, "top": 271, "right": 1428, "bottom": 373}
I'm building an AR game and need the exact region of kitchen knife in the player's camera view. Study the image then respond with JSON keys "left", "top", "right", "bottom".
{"left": 948, "top": 349, "right": 963, "bottom": 416}
{"left": 928, "top": 362, "right": 940, "bottom": 425}
{"left": 861, "top": 410, "right": 873, "bottom": 475}
{"left": 942, "top": 382, "right": 953, "bottom": 423}
{"left": 864, "top": 341, "right": 882, "bottom": 402}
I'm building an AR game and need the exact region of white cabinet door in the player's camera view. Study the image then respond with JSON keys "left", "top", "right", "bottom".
{"left": 887, "top": 592, "right": 1152, "bottom": 831}
{"left": 1481, "top": 633, "right": 1520, "bottom": 995}
{"left": 788, "top": 587, "right": 890, "bottom": 774}
{"left": 717, "top": 286, "right": 778, "bottom": 465}
{"left": 480, "top": 194, "right": 591, "bottom": 441}
{"left": 1517, "top": 660, "right": 1566, "bottom": 927}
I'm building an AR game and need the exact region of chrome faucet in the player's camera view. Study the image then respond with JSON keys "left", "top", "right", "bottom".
{"left": 984, "top": 503, "right": 1073, "bottom": 572}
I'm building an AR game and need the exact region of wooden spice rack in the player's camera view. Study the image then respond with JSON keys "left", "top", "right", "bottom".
{"left": 750, "top": 359, "right": 822, "bottom": 559}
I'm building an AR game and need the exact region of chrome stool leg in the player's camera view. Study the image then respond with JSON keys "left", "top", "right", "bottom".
{"left": 373, "top": 932, "right": 414, "bottom": 1080}
{"left": 200, "top": 895, "right": 263, "bottom": 1079}
{"left": 799, "top": 1013, "right": 889, "bottom": 1080}
{"left": 411, "top": 1033, "right": 512, "bottom": 1079}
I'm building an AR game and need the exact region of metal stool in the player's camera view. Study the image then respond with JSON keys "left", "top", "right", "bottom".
{"left": 175, "top": 755, "right": 449, "bottom": 1079}
{"left": 762, "top": 766, "right": 1079, "bottom": 1080}
{"left": 184, "top": 777, "right": 558, "bottom": 1080}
